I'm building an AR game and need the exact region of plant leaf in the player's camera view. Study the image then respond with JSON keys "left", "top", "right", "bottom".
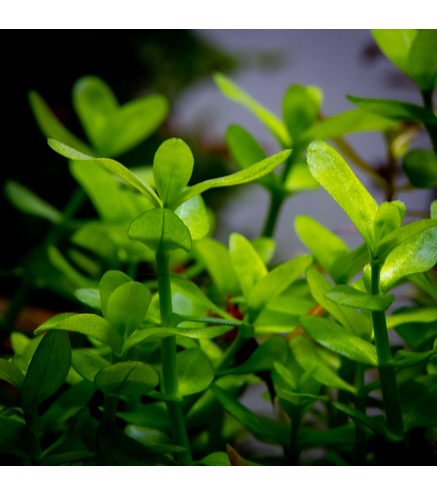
{"left": 177, "top": 348, "right": 214, "bottom": 396}
{"left": 325, "top": 285, "right": 394, "bottom": 312}
{"left": 153, "top": 138, "right": 194, "bottom": 205}
{"left": 75, "top": 288, "right": 101, "bottom": 310}
{"left": 35, "top": 313, "right": 122, "bottom": 356}
{"left": 299, "top": 316, "right": 378, "bottom": 366}
{"left": 71, "top": 349, "right": 110, "bottom": 382}
{"left": 372, "top": 29, "right": 417, "bottom": 75}
{"left": 400, "top": 374, "right": 437, "bottom": 431}
{"left": 248, "top": 255, "right": 313, "bottom": 321}
{"left": 402, "top": 149, "right": 437, "bottom": 188}
{"left": 106, "top": 281, "right": 151, "bottom": 338}
{"left": 407, "top": 30, "right": 437, "bottom": 90}
{"left": 4, "top": 181, "right": 63, "bottom": 224}
{"left": 21, "top": 330, "right": 71, "bottom": 413}
{"left": 214, "top": 72, "right": 290, "bottom": 146}
{"left": 0, "top": 416, "right": 41, "bottom": 461}
{"left": 47, "top": 139, "right": 161, "bottom": 207}
{"left": 171, "top": 149, "right": 292, "bottom": 208}
{"left": 99, "top": 270, "right": 132, "bottom": 318}
{"left": 330, "top": 243, "right": 369, "bottom": 285}
{"left": 307, "top": 141, "right": 378, "bottom": 248}
{"left": 128, "top": 208, "right": 192, "bottom": 253}
{"left": 347, "top": 96, "right": 437, "bottom": 124}
{"left": 94, "top": 361, "right": 159, "bottom": 396}
{"left": 175, "top": 195, "right": 209, "bottom": 241}
{"left": 229, "top": 233, "right": 267, "bottom": 301}
{"left": 0, "top": 359, "right": 24, "bottom": 389}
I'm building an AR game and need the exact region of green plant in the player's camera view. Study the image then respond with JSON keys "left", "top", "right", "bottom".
{"left": 1, "top": 29, "right": 437, "bottom": 467}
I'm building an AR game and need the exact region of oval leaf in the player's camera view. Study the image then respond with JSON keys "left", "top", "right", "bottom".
{"left": 95, "top": 361, "right": 159, "bottom": 396}
{"left": 177, "top": 348, "right": 214, "bottom": 396}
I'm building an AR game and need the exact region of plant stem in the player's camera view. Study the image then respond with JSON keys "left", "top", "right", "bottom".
{"left": 261, "top": 193, "right": 284, "bottom": 238}
{"left": 370, "top": 262, "right": 404, "bottom": 440}
{"left": 156, "top": 249, "right": 192, "bottom": 465}
{"left": 103, "top": 395, "right": 119, "bottom": 424}
{"left": 355, "top": 364, "right": 367, "bottom": 465}
{"left": 421, "top": 88, "right": 437, "bottom": 155}
{"left": 286, "top": 407, "right": 302, "bottom": 465}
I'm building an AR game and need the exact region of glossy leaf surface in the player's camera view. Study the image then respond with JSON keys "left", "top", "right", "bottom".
{"left": 307, "top": 141, "right": 378, "bottom": 247}
{"left": 325, "top": 285, "right": 394, "bottom": 312}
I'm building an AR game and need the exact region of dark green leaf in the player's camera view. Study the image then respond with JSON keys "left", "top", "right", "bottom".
{"left": 307, "top": 141, "right": 378, "bottom": 247}
{"left": 403, "top": 149, "right": 437, "bottom": 188}
{"left": 125, "top": 425, "right": 186, "bottom": 454}
{"left": 330, "top": 243, "right": 369, "bottom": 284}
{"left": 400, "top": 374, "right": 437, "bottom": 430}
{"left": 407, "top": 30, "right": 437, "bottom": 90}
{"left": 94, "top": 361, "right": 159, "bottom": 396}
{"left": 128, "top": 207, "right": 192, "bottom": 253}
{"left": 391, "top": 348, "right": 437, "bottom": 368}
{"left": 300, "top": 316, "right": 378, "bottom": 366}
{"left": 75, "top": 288, "right": 101, "bottom": 310}
{"left": 347, "top": 96, "right": 437, "bottom": 124}
{"left": 42, "top": 450, "right": 95, "bottom": 466}
{"left": 325, "top": 285, "right": 394, "bottom": 311}
{"left": 35, "top": 313, "right": 122, "bottom": 356}
{"left": 0, "top": 359, "right": 24, "bottom": 389}
{"left": 71, "top": 349, "right": 110, "bottom": 382}
{"left": 0, "top": 417, "right": 41, "bottom": 461}
{"left": 21, "top": 330, "right": 71, "bottom": 413}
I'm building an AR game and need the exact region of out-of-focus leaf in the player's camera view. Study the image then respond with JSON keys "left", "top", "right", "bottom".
{"left": 407, "top": 30, "right": 437, "bottom": 90}
{"left": 0, "top": 416, "right": 41, "bottom": 461}
{"left": 0, "top": 359, "right": 24, "bottom": 389}
{"left": 400, "top": 374, "right": 437, "bottom": 430}
{"left": 124, "top": 425, "right": 186, "bottom": 454}
{"left": 75, "top": 288, "right": 101, "bottom": 310}
{"left": 71, "top": 349, "right": 110, "bottom": 382}
{"left": 402, "top": 149, "right": 437, "bottom": 188}
{"left": 284, "top": 161, "right": 319, "bottom": 192}
{"left": 372, "top": 29, "right": 417, "bottom": 74}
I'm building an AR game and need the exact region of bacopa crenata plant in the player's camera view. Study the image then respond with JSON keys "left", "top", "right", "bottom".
{"left": 1, "top": 29, "right": 437, "bottom": 466}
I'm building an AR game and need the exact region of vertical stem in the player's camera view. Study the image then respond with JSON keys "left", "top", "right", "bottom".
{"left": 261, "top": 193, "right": 284, "bottom": 238}
{"left": 156, "top": 250, "right": 192, "bottom": 465}
{"left": 286, "top": 406, "right": 302, "bottom": 465}
{"left": 355, "top": 364, "right": 367, "bottom": 464}
{"left": 370, "top": 262, "right": 404, "bottom": 439}
{"left": 103, "top": 395, "right": 119, "bottom": 424}
{"left": 421, "top": 88, "right": 437, "bottom": 155}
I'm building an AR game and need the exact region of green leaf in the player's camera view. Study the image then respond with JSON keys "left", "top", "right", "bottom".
{"left": 94, "top": 361, "right": 159, "bottom": 397}
{"left": 407, "top": 30, "right": 437, "bottom": 90}
{"left": 408, "top": 272, "right": 437, "bottom": 303}
{"left": 325, "top": 285, "right": 394, "bottom": 312}
{"left": 403, "top": 149, "right": 437, "bottom": 188}
{"left": 0, "top": 359, "right": 24, "bottom": 389}
{"left": 374, "top": 219, "right": 437, "bottom": 262}
{"left": 124, "top": 425, "right": 186, "bottom": 454}
{"left": 400, "top": 374, "right": 437, "bottom": 430}
{"left": 153, "top": 138, "right": 194, "bottom": 205}
{"left": 75, "top": 288, "right": 101, "bottom": 310}
{"left": 72, "top": 75, "right": 118, "bottom": 151}
{"left": 177, "top": 348, "right": 214, "bottom": 396}
{"left": 373, "top": 201, "right": 405, "bottom": 247}
{"left": 347, "top": 96, "right": 437, "bottom": 124}
{"left": 0, "top": 416, "right": 41, "bottom": 461}
{"left": 306, "top": 268, "right": 371, "bottom": 340}
{"left": 21, "top": 330, "right": 71, "bottom": 413}
{"left": 106, "top": 281, "right": 151, "bottom": 338}
{"left": 4, "top": 181, "right": 63, "bottom": 223}
{"left": 387, "top": 307, "right": 437, "bottom": 329}
{"left": 330, "top": 243, "right": 369, "bottom": 285}
{"left": 391, "top": 348, "right": 437, "bottom": 368}
{"left": 47, "top": 140, "right": 161, "bottom": 207}
{"left": 372, "top": 29, "right": 417, "bottom": 75}
{"left": 73, "top": 76, "right": 169, "bottom": 156}
{"left": 28, "top": 91, "right": 93, "bottom": 155}
{"left": 229, "top": 233, "right": 267, "bottom": 300}
{"left": 71, "top": 349, "right": 110, "bottom": 382}
{"left": 214, "top": 72, "right": 290, "bottom": 146}
{"left": 219, "top": 337, "right": 288, "bottom": 376}
{"left": 35, "top": 313, "right": 122, "bottom": 356}
{"left": 289, "top": 336, "right": 356, "bottom": 393}
{"left": 198, "top": 452, "right": 231, "bottom": 466}
{"left": 42, "top": 451, "right": 95, "bottom": 466}
{"left": 171, "top": 149, "right": 292, "bottom": 208}
{"left": 307, "top": 141, "right": 378, "bottom": 248}
{"left": 301, "top": 110, "right": 396, "bottom": 143}
{"left": 299, "top": 316, "right": 378, "bottom": 366}
{"left": 284, "top": 160, "right": 319, "bottom": 193}
{"left": 210, "top": 383, "right": 287, "bottom": 447}
{"left": 295, "top": 215, "right": 349, "bottom": 278}
{"left": 193, "top": 237, "right": 239, "bottom": 297}
{"left": 248, "top": 255, "right": 313, "bottom": 321}
{"left": 128, "top": 208, "right": 192, "bottom": 253}
{"left": 380, "top": 226, "right": 437, "bottom": 293}
{"left": 431, "top": 201, "right": 437, "bottom": 220}
{"left": 99, "top": 270, "right": 132, "bottom": 318}
{"left": 283, "top": 84, "right": 322, "bottom": 142}
{"left": 175, "top": 195, "right": 209, "bottom": 241}
{"left": 251, "top": 237, "right": 276, "bottom": 265}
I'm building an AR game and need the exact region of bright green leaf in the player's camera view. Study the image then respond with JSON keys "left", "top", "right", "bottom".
{"left": 372, "top": 29, "right": 417, "bottom": 75}
{"left": 407, "top": 30, "right": 437, "bottom": 90}
{"left": 175, "top": 195, "right": 209, "bottom": 241}
{"left": 75, "top": 288, "right": 101, "bottom": 310}
{"left": 325, "top": 285, "right": 394, "bottom": 312}
{"left": 177, "top": 348, "right": 214, "bottom": 396}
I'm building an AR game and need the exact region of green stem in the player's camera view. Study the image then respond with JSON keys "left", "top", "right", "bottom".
{"left": 421, "top": 88, "right": 437, "bottom": 155}
{"left": 355, "top": 364, "right": 367, "bottom": 465}
{"left": 156, "top": 249, "right": 192, "bottom": 465}
{"left": 370, "top": 262, "right": 404, "bottom": 440}
{"left": 261, "top": 193, "right": 284, "bottom": 238}
{"left": 103, "top": 395, "right": 119, "bottom": 425}
{"left": 286, "top": 407, "right": 302, "bottom": 465}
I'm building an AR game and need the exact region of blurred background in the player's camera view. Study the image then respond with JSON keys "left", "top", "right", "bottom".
{"left": 2, "top": 29, "right": 435, "bottom": 309}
